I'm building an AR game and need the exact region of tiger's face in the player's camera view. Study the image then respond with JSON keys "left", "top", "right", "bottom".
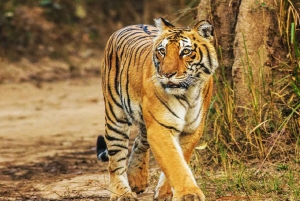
{"left": 153, "top": 19, "right": 218, "bottom": 95}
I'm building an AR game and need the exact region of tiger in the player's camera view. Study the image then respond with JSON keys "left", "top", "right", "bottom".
{"left": 97, "top": 17, "right": 218, "bottom": 201}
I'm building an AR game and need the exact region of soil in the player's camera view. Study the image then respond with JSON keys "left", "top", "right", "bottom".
{"left": 0, "top": 77, "right": 156, "bottom": 200}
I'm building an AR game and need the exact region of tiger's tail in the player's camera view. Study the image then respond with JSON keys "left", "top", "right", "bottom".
{"left": 96, "top": 135, "right": 109, "bottom": 162}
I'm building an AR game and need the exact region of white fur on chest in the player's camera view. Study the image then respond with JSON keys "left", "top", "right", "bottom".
{"left": 183, "top": 100, "right": 203, "bottom": 134}
{"left": 159, "top": 90, "right": 204, "bottom": 134}
{"left": 129, "top": 83, "right": 205, "bottom": 135}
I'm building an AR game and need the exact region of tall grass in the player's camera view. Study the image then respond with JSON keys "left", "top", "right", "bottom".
{"left": 189, "top": 1, "right": 300, "bottom": 200}
{"left": 201, "top": 0, "right": 300, "bottom": 164}
{"left": 191, "top": 3, "right": 299, "bottom": 199}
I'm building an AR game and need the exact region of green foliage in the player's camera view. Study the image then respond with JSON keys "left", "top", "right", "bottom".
{"left": 191, "top": 0, "right": 300, "bottom": 199}
{"left": 203, "top": 0, "right": 300, "bottom": 162}
{"left": 0, "top": 0, "right": 197, "bottom": 61}
{"left": 190, "top": 158, "right": 300, "bottom": 200}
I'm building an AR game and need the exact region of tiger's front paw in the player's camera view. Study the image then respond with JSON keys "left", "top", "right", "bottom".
{"left": 173, "top": 188, "right": 205, "bottom": 201}
{"left": 172, "top": 194, "right": 204, "bottom": 201}
{"left": 154, "top": 193, "right": 172, "bottom": 201}
{"left": 110, "top": 192, "right": 138, "bottom": 201}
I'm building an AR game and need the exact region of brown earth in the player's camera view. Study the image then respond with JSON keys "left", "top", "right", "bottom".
{"left": 0, "top": 77, "right": 156, "bottom": 200}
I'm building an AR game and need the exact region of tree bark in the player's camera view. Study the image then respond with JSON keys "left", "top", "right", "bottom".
{"left": 232, "top": 0, "right": 277, "bottom": 106}
{"left": 197, "top": 0, "right": 241, "bottom": 81}
{"left": 198, "top": 0, "right": 283, "bottom": 106}
{"left": 197, "top": 0, "right": 287, "bottom": 142}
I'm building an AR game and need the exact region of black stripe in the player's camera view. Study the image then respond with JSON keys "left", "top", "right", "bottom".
{"left": 118, "top": 33, "right": 148, "bottom": 56}
{"left": 117, "top": 157, "right": 127, "bottom": 162}
{"left": 108, "top": 149, "right": 121, "bottom": 156}
{"left": 105, "top": 133, "right": 123, "bottom": 142}
{"left": 148, "top": 110, "right": 181, "bottom": 133}
{"left": 137, "top": 40, "right": 153, "bottom": 67}
{"left": 114, "top": 54, "right": 120, "bottom": 96}
{"left": 105, "top": 108, "right": 122, "bottom": 128}
{"left": 176, "top": 96, "right": 188, "bottom": 109}
{"left": 121, "top": 37, "right": 151, "bottom": 120}
{"left": 105, "top": 44, "right": 122, "bottom": 109}
{"left": 175, "top": 95, "right": 191, "bottom": 107}
{"left": 136, "top": 146, "right": 148, "bottom": 153}
{"left": 107, "top": 101, "right": 131, "bottom": 125}
{"left": 116, "top": 33, "right": 144, "bottom": 115}
{"left": 118, "top": 36, "right": 146, "bottom": 118}
{"left": 106, "top": 123, "right": 129, "bottom": 140}
{"left": 200, "top": 63, "right": 211, "bottom": 74}
{"left": 154, "top": 90, "right": 181, "bottom": 119}
{"left": 116, "top": 28, "right": 142, "bottom": 48}
{"left": 199, "top": 46, "right": 203, "bottom": 64}
{"left": 111, "top": 144, "right": 128, "bottom": 149}
{"left": 107, "top": 82, "right": 122, "bottom": 108}
{"left": 202, "top": 44, "right": 212, "bottom": 67}
{"left": 141, "top": 140, "right": 149, "bottom": 147}
{"left": 186, "top": 107, "right": 202, "bottom": 127}
{"left": 111, "top": 166, "right": 123, "bottom": 173}
{"left": 190, "top": 88, "right": 201, "bottom": 108}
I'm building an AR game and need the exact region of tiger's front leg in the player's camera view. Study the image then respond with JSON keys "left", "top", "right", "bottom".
{"left": 145, "top": 119, "right": 205, "bottom": 201}
{"left": 153, "top": 122, "right": 207, "bottom": 201}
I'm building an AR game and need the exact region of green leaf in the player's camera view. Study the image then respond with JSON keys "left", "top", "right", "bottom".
{"left": 39, "top": 0, "right": 52, "bottom": 7}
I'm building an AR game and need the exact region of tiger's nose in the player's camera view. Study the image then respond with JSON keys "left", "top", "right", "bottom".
{"left": 163, "top": 72, "right": 177, "bottom": 78}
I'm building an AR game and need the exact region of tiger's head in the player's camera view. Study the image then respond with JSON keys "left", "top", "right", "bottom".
{"left": 152, "top": 18, "right": 218, "bottom": 95}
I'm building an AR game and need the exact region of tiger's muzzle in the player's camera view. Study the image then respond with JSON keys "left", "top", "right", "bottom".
{"left": 157, "top": 73, "right": 197, "bottom": 94}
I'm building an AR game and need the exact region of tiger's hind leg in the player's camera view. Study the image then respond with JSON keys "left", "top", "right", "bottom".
{"left": 104, "top": 113, "right": 137, "bottom": 201}
{"left": 127, "top": 124, "right": 150, "bottom": 194}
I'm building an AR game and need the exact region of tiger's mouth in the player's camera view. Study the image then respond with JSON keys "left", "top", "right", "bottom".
{"left": 161, "top": 81, "right": 189, "bottom": 90}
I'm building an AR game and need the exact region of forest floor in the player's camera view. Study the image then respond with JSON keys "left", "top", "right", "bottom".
{"left": 0, "top": 57, "right": 300, "bottom": 201}
{"left": 1, "top": 2, "right": 299, "bottom": 200}
{"left": 0, "top": 63, "right": 298, "bottom": 201}
{"left": 0, "top": 77, "right": 157, "bottom": 200}
{"left": 0, "top": 76, "right": 299, "bottom": 201}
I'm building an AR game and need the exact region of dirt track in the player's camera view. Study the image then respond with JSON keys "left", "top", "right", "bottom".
{"left": 0, "top": 78, "right": 155, "bottom": 200}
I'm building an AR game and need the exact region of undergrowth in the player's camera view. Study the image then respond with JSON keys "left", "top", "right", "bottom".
{"left": 191, "top": 0, "right": 300, "bottom": 200}
{"left": 202, "top": 0, "right": 299, "bottom": 165}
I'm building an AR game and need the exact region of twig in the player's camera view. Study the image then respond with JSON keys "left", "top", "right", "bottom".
{"left": 254, "top": 129, "right": 285, "bottom": 174}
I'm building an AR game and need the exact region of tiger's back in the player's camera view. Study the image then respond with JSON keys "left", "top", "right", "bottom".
{"left": 101, "top": 24, "right": 158, "bottom": 124}
{"left": 99, "top": 18, "right": 218, "bottom": 201}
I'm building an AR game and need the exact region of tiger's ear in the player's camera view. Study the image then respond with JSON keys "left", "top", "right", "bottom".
{"left": 154, "top": 17, "right": 175, "bottom": 32}
{"left": 194, "top": 20, "right": 214, "bottom": 41}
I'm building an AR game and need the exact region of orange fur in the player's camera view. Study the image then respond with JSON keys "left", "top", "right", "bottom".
{"left": 100, "top": 18, "right": 218, "bottom": 201}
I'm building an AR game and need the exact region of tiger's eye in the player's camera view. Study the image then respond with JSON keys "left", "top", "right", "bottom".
{"left": 158, "top": 48, "right": 165, "bottom": 55}
{"left": 182, "top": 49, "right": 191, "bottom": 55}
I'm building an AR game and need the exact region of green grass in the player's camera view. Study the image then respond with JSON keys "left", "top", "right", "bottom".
{"left": 190, "top": 0, "right": 300, "bottom": 200}
{"left": 191, "top": 152, "right": 300, "bottom": 200}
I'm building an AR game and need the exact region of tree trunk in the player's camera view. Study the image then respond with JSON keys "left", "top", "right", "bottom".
{"left": 198, "top": 0, "right": 282, "bottom": 103}
{"left": 197, "top": 0, "right": 241, "bottom": 81}
{"left": 197, "top": 0, "right": 286, "bottom": 141}
{"left": 231, "top": 0, "right": 278, "bottom": 106}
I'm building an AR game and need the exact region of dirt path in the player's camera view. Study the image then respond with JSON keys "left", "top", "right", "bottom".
{"left": 0, "top": 78, "right": 155, "bottom": 200}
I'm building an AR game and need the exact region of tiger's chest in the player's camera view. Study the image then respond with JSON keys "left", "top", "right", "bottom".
{"left": 173, "top": 96, "right": 204, "bottom": 134}
{"left": 183, "top": 101, "right": 204, "bottom": 133}
{"left": 127, "top": 88, "right": 204, "bottom": 135}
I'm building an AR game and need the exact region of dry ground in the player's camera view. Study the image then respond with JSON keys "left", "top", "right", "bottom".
{"left": 0, "top": 77, "right": 155, "bottom": 200}
{"left": 1, "top": 74, "right": 298, "bottom": 201}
